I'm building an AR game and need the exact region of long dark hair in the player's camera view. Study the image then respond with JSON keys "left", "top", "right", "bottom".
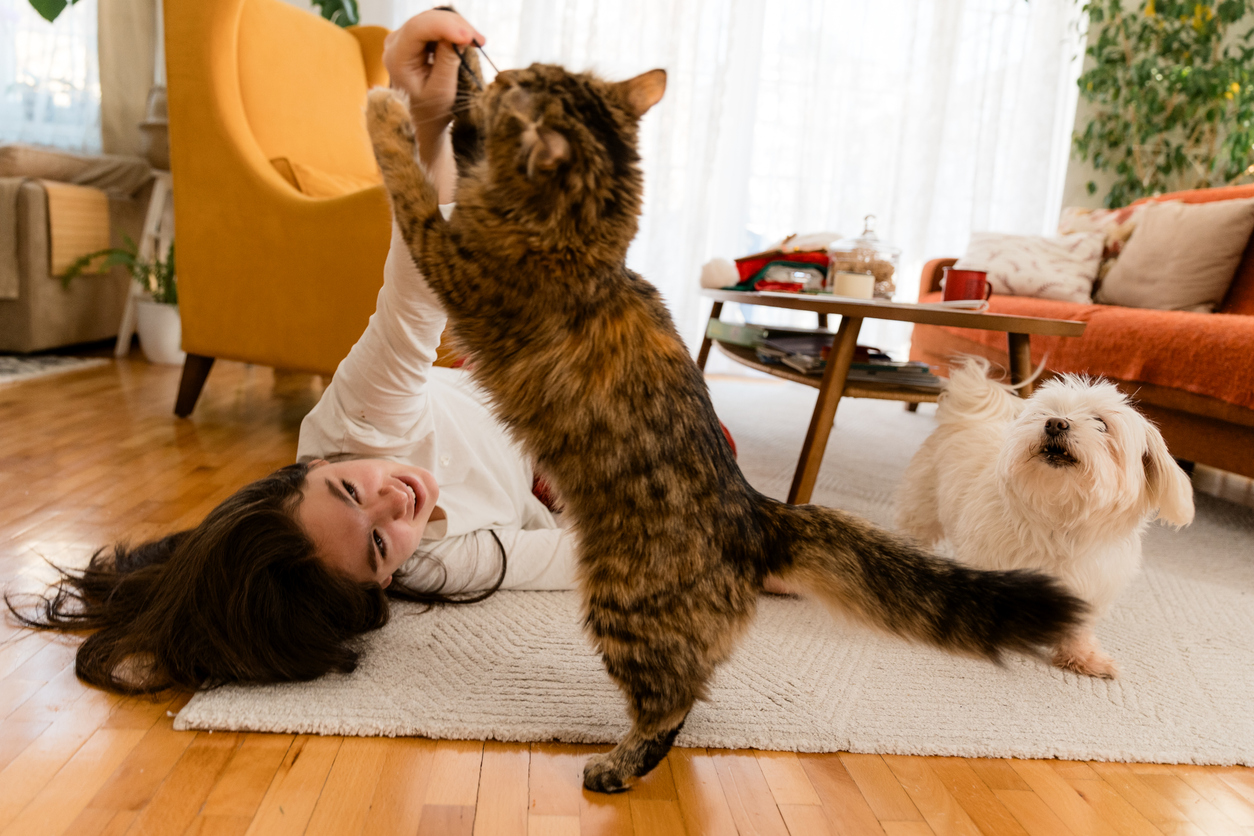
{"left": 5, "top": 462, "right": 507, "bottom": 695}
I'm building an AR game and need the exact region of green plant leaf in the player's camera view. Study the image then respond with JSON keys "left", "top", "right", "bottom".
{"left": 310, "top": 0, "right": 358, "bottom": 26}
{"left": 27, "top": 0, "right": 67, "bottom": 22}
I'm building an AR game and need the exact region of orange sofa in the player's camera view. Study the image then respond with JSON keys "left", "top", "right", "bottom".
{"left": 909, "top": 184, "right": 1254, "bottom": 479}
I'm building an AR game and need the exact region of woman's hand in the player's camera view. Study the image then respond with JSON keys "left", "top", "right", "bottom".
{"left": 383, "top": 8, "right": 485, "bottom": 201}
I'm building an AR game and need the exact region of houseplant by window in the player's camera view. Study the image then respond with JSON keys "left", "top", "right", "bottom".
{"left": 1074, "top": 0, "right": 1254, "bottom": 208}
{"left": 64, "top": 237, "right": 182, "bottom": 364}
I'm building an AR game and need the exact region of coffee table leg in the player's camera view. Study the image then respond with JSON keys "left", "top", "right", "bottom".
{"left": 696, "top": 301, "right": 724, "bottom": 371}
{"left": 788, "top": 315, "right": 863, "bottom": 505}
{"left": 1008, "top": 332, "right": 1034, "bottom": 397}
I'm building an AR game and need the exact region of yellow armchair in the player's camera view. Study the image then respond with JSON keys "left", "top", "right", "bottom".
{"left": 164, "top": 0, "right": 393, "bottom": 415}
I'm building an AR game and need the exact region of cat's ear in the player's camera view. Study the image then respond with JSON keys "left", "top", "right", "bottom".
{"left": 617, "top": 69, "right": 667, "bottom": 117}
{"left": 526, "top": 126, "right": 571, "bottom": 178}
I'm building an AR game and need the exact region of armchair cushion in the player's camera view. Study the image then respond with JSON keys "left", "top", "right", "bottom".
{"left": 270, "top": 156, "right": 381, "bottom": 198}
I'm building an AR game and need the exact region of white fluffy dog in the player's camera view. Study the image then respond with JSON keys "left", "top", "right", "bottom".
{"left": 896, "top": 358, "right": 1195, "bottom": 678}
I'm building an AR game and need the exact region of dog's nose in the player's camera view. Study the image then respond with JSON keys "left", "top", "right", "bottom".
{"left": 1045, "top": 418, "right": 1070, "bottom": 436}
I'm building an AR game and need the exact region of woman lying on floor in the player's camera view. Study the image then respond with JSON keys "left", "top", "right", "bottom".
{"left": 11, "top": 9, "right": 750, "bottom": 695}
{"left": 8, "top": 11, "right": 581, "bottom": 694}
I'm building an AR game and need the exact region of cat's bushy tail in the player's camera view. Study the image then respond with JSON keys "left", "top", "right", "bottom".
{"left": 762, "top": 501, "right": 1086, "bottom": 661}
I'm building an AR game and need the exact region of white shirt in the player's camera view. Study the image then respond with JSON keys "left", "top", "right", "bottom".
{"left": 296, "top": 218, "right": 578, "bottom": 592}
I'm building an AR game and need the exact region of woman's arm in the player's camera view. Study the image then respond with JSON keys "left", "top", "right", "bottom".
{"left": 406, "top": 526, "right": 579, "bottom": 592}
{"left": 298, "top": 10, "right": 483, "bottom": 459}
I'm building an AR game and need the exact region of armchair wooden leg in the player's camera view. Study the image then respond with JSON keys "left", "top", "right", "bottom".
{"left": 175, "top": 354, "right": 215, "bottom": 417}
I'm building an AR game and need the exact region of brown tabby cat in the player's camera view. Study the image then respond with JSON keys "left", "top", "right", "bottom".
{"left": 364, "top": 64, "right": 1085, "bottom": 793}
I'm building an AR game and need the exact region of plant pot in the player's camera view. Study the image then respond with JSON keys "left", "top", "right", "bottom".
{"left": 135, "top": 300, "right": 186, "bottom": 365}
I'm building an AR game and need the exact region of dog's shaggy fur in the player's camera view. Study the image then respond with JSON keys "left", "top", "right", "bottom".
{"left": 897, "top": 358, "right": 1195, "bottom": 678}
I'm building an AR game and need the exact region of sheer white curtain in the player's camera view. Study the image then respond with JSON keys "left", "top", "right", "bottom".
{"left": 0, "top": 0, "right": 102, "bottom": 152}
{"left": 394, "top": 0, "right": 1084, "bottom": 357}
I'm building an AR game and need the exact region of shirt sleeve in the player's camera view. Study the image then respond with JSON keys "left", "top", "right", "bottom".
{"left": 297, "top": 217, "right": 450, "bottom": 461}
{"left": 401, "top": 524, "right": 579, "bottom": 592}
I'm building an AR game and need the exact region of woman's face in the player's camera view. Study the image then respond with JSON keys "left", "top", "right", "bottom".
{"left": 296, "top": 459, "right": 442, "bottom": 587}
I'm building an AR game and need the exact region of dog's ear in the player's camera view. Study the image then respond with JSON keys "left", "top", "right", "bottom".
{"left": 1141, "top": 421, "right": 1194, "bottom": 527}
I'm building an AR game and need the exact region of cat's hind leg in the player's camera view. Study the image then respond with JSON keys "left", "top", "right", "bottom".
{"left": 582, "top": 654, "right": 697, "bottom": 793}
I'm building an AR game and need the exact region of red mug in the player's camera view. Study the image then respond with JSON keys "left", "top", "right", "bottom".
{"left": 942, "top": 267, "right": 992, "bottom": 302}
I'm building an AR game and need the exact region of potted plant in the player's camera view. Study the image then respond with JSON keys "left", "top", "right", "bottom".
{"left": 1073, "top": 0, "right": 1254, "bottom": 208}
{"left": 64, "top": 237, "right": 182, "bottom": 365}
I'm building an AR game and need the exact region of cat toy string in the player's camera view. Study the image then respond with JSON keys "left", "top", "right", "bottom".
{"left": 452, "top": 39, "right": 499, "bottom": 92}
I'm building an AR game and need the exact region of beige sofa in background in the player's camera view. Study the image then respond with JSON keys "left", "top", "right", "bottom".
{"left": 0, "top": 144, "right": 152, "bottom": 353}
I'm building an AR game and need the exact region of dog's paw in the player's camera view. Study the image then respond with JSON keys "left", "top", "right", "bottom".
{"left": 583, "top": 753, "right": 630, "bottom": 794}
{"left": 1052, "top": 643, "right": 1119, "bottom": 679}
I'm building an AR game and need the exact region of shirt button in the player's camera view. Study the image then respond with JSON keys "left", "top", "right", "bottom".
{"left": 440, "top": 456, "right": 451, "bottom": 466}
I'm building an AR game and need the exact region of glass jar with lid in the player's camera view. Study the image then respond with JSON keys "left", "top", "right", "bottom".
{"left": 826, "top": 215, "right": 901, "bottom": 300}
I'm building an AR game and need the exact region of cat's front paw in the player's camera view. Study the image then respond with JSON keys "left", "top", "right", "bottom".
{"left": 583, "top": 753, "right": 630, "bottom": 794}
{"left": 364, "top": 87, "right": 420, "bottom": 176}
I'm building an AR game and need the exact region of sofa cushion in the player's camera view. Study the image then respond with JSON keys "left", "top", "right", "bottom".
{"left": 1098, "top": 198, "right": 1254, "bottom": 312}
{"left": 954, "top": 231, "right": 1104, "bottom": 303}
{"left": 916, "top": 291, "right": 1254, "bottom": 412}
{"left": 0, "top": 144, "right": 152, "bottom": 197}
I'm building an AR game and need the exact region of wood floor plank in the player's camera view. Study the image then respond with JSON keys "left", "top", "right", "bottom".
{"left": 757, "top": 751, "right": 821, "bottom": 807}
{"left": 1135, "top": 772, "right": 1247, "bottom": 836}
{"left": 0, "top": 687, "right": 116, "bottom": 828}
{"left": 968, "top": 758, "right": 1033, "bottom": 792}
{"left": 579, "top": 793, "right": 634, "bottom": 836}
{"left": 471, "top": 741, "right": 528, "bottom": 836}
{"left": 841, "top": 752, "right": 924, "bottom": 822}
{"left": 83, "top": 714, "right": 196, "bottom": 812}
{"left": 531, "top": 743, "right": 593, "bottom": 817}
{"left": 881, "top": 823, "right": 939, "bottom": 836}
{"left": 424, "top": 739, "right": 484, "bottom": 807}
{"left": 1174, "top": 766, "right": 1254, "bottom": 827}
{"left": 360, "top": 738, "right": 437, "bottom": 836}
{"left": 669, "top": 748, "right": 738, "bottom": 836}
{"left": 529, "top": 814, "right": 581, "bottom": 836}
{"left": 304, "top": 736, "right": 391, "bottom": 836}
{"left": 994, "top": 789, "right": 1075, "bottom": 836}
{"left": 0, "top": 718, "right": 50, "bottom": 773}
{"left": 242, "top": 734, "right": 343, "bottom": 836}
{"left": 199, "top": 734, "right": 295, "bottom": 819}
{"left": 1010, "top": 760, "right": 1120, "bottom": 836}
{"left": 882, "top": 755, "right": 982, "bottom": 836}
{"left": 778, "top": 802, "right": 840, "bottom": 836}
{"left": 0, "top": 726, "right": 147, "bottom": 836}
{"left": 123, "top": 731, "right": 241, "bottom": 836}
{"left": 799, "top": 753, "right": 887, "bottom": 836}
{"left": 1065, "top": 779, "right": 1165, "bottom": 836}
{"left": 629, "top": 799, "right": 686, "bottom": 836}
{"left": 1089, "top": 763, "right": 1193, "bottom": 827}
{"left": 418, "top": 804, "right": 476, "bottom": 836}
{"left": 927, "top": 757, "right": 1031, "bottom": 836}
{"left": 181, "top": 815, "right": 252, "bottom": 836}
{"left": 709, "top": 749, "right": 790, "bottom": 836}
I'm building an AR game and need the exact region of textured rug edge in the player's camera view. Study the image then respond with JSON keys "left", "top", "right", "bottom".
{"left": 172, "top": 707, "right": 1253, "bottom": 767}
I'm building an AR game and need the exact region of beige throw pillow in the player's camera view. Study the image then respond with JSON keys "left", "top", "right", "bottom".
{"left": 1097, "top": 198, "right": 1254, "bottom": 312}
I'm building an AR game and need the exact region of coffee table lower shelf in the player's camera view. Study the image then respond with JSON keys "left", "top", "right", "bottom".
{"left": 714, "top": 341, "right": 941, "bottom": 404}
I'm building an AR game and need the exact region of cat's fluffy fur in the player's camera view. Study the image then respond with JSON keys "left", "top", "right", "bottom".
{"left": 364, "top": 66, "right": 1085, "bottom": 793}
{"left": 897, "top": 358, "right": 1195, "bottom": 678}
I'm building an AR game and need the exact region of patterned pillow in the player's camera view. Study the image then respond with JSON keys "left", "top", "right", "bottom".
{"left": 954, "top": 231, "right": 1105, "bottom": 304}
{"left": 1057, "top": 203, "right": 1167, "bottom": 282}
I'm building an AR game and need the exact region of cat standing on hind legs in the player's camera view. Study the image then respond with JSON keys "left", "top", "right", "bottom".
{"left": 365, "top": 32, "right": 1086, "bottom": 792}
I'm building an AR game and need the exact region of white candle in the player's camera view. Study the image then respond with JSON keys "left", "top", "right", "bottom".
{"left": 831, "top": 271, "right": 874, "bottom": 299}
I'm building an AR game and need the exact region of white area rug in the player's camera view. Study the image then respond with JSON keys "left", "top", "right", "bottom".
{"left": 0, "top": 355, "right": 107, "bottom": 386}
{"left": 176, "top": 379, "right": 1254, "bottom": 765}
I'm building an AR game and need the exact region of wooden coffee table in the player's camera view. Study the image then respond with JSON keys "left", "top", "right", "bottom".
{"left": 697, "top": 289, "right": 1087, "bottom": 504}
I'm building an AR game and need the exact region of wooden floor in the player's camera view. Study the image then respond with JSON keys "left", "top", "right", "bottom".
{"left": 1, "top": 355, "right": 1252, "bottom": 836}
